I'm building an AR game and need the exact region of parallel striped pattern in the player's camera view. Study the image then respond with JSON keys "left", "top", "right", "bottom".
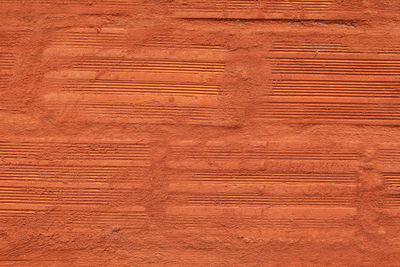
{"left": 271, "top": 80, "right": 400, "bottom": 98}
{"left": 0, "top": 141, "right": 150, "bottom": 161}
{"left": 267, "top": 37, "right": 400, "bottom": 126}
{"left": 383, "top": 173, "right": 400, "bottom": 189}
{"left": 144, "top": 34, "right": 225, "bottom": 50}
{"left": 380, "top": 149, "right": 400, "bottom": 162}
{"left": 168, "top": 142, "right": 356, "bottom": 223}
{"left": 387, "top": 216, "right": 400, "bottom": 227}
{"left": 48, "top": 103, "right": 231, "bottom": 124}
{"left": 50, "top": 31, "right": 127, "bottom": 48}
{"left": 0, "top": 53, "right": 15, "bottom": 70}
{"left": 184, "top": 194, "right": 354, "bottom": 206}
{"left": 167, "top": 216, "right": 348, "bottom": 228}
{"left": 0, "top": 0, "right": 138, "bottom": 8}
{"left": 270, "top": 58, "right": 400, "bottom": 76}
{"left": 0, "top": 102, "right": 19, "bottom": 113}
{"left": 58, "top": 57, "right": 225, "bottom": 73}
{"left": 271, "top": 40, "right": 400, "bottom": 55}
{"left": 0, "top": 75, "right": 10, "bottom": 88}
{"left": 172, "top": 170, "right": 356, "bottom": 183}
{"left": 0, "top": 164, "right": 147, "bottom": 183}
{"left": 171, "top": 146, "right": 359, "bottom": 160}
{"left": 384, "top": 194, "right": 400, "bottom": 207}
{"left": 0, "top": 31, "right": 26, "bottom": 47}
{"left": 0, "top": 186, "right": 137, "bottom": 205}
{"left": 170, "top": 0, "right": 360, "bottom": 20}
{"left": 271, "top": 41, "right": 351, "bottom": 53}
{"left": 172, "top": 0, "right": 335, "bottom": 12}
{"left": 257, "top": 102, "right": 400, "bottom": 122}
{"left": 264, "top": 0, "right": 335, "bottom": 11}
{"left": 171, "top": 0, "right": 259, "bottom": 11}
{"left": 0, "top": 208, "right": 147, "bottom": 227}
{"left": 60, "top": 79, "right": 221, "bottom": 96}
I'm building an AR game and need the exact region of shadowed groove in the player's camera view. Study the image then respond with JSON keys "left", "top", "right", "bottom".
{"left": 0, "top": 164, "right": 147, "bottom": 183}
{"left": 45, "top": 103, "right": 234, "bottom": 125}
{"left": 0, "top": 208, "right": 147, "bottom": 227}
{"left": 184, "top": 194, "right": 354, "bottom": 206}
{"left": 50, "top": 31, "right": 127, "bottom": 48}
{"left": 0, "top": 141, "right": 150, "bottom": 161}
{"left": 0, "top": 186, "right": 140, "bottom": 205}
{"left": 0, "top": 0, "right": 139, "bottom": 7}
{"left": 167, "top": 215, "right": 349, "bottom": 228}
{"left": 55, "top": 57, "right": 225, "bottom": 73}
{"left": 269, "top": 58, "right": 400, "bottom": 76}
{"left": 270, "top": 80, "right": 400, "bottom": 98}
{"left": 60, "top": 79, "right": 221, "bottom": 96}
{"left": 257, "top": 102, "right": 400, "bottom": 121}
{"left": 271, "top": 40, "right": 400, "bottom": 55}
{"left": 171, "top": 146, "right": 359, "bottom": 160}
{"left": 172, "top": 170, "right": 357, "bottom": 183}
{"left": 143, "top": 34, "right": 225, "bottom": 50}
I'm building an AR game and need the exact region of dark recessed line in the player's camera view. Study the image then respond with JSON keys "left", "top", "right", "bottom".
{"left": 177, "top": 17, "right": 362, "bottom": 24}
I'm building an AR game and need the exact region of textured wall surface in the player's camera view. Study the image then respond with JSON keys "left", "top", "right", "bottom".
{"left": 1, "top": 0, "right": 400, "bottom": 266}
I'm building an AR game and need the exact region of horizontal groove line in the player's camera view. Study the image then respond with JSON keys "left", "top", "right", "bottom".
{"left": 69, "top": 68, "right": 224, "bottom": 73}
{"left": 69, "top": 64, "right": 224, "bottom": 69}
{"left": 53, "top": 32, "right": 126, "bottom": 36}
{"left": 172, "top": 152, "right": 356, "bottom": 156}
{"left": 64, "top": 82, "right": 220, "bottom": 89}
{"left": 271, "top": 94, "right": 399, "bottom": 98}
{"left": 68, "top": 90, "right": 219, "bottom": 96}
{"left": 273, "top": 68, "right": 400, "bottom": 72}
{"left": 260, "top": 110, "right": 400, "bottom": 114}
{"left": 0, "top": 141, "right": 149, "bottom": 146}
{"left": 73, "top": 104, "right": 218, "bottom": 109}
{"left": 187, "top": 197, "right": 352, "bottom": 200}
{"left": 273, "top": 86, "right": 400, "bottom": 90}
{"left": 273, "top": 80, "right": 400, "bottom": 84}
{"left": 270, "top": 58, "right": 400, "bottom": 62}
{"left": 65, "top": 59, "right": 224, "bottom": 65}
{"left": 65, "top": 84, "right": 219, "bottom": 90}
{"left": 0, "top": 163, "right": 146, "bottom": 167}
{"left": 52, "top": 39, "right": 126, "bottom": 43}
{"left": 78, "top": 109, "right": 219, "bottom": 114}
{"left": 257, "top": 114, "right": 400, "bottom": 119}
{"left": 273, "top": 84, "right": 400, "bottom": 88}
{"left": 171, "top": 152, "right": 356, "bottom": 155}
{"left": 186, "top": 179, "right": 353, "bottom": 183}
{"left": 261, "top": 101, "right": 400, "bottom": 106}
{"left": 185, "top": 176, "right": 355, "bottom": 179}
{"left": 172, "top": 151, "right": 356, "bottom": 155}
{"left": 80, "top": 109, "right": 219, "bottom": 115}
{"left": 272, "top": 87, "right": 399, "bottom": 91}
{"left": 52, "top": 35, "right": 126, "bottom": 39}
{"left": 0, "top": 168, "right": 144, "bottom": 172}
{"left": 261, "top": 106, "right": 400, "bottom": 110}
{"left": 0, "top": 147, "right": 149, "bottom": 152}
{"left": 184, "top": 172, "right": 355, "bottom": 176}
{"left": 271, "top": 72, "right": 400, "bottom": 76}
{"left": 0, "top": 173, "right": 143, "bottom": 177}
{"left": 0, "top": 152, "right": 149, "bottom": 157}
{"left": 272, "top": 48, "right": 400, "bottom": 53}
{"left": 76, "top": 111, "right": 219, "bottom": 116}
{"left": 0, "top": 214, "right": 146, "bottom": 218}
{"left": 173, "top": 157, "right": 356, "bottom": 160}
{"left": 1, "top": 2, "right": 136, "bottom": 6}
{"left": 0, "top": 171, "right": 142, "bottom": 175}
{"left": 272, "top": 91, "right": 398, "bottom": 94}
{"left": 0, "top": 186, "right": 134, "bottom": 190}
